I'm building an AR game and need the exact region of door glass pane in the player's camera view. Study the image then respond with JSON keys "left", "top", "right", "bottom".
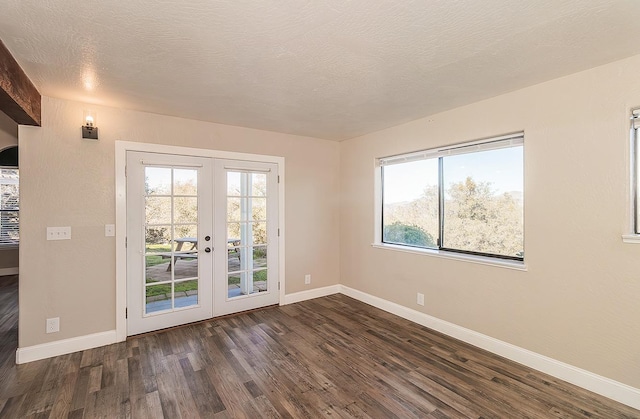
{"left": 228, "top": 247, "right": 241, "bottom": 273}
{"left": 227, "top": 222, "right": 241, "bottom": 244}
{"left": 251, "top": 222, "right": 267, "bottom": 245}
{"left": 146, "top": 283, "right": 172, "bottom": 313}
{"left": 227, "top": 198, "right": 241, "bottom": 222}
{"left": 146, "top": 197, "right": 171, "bottom": 224}
{"left": 227, "top": 270, "right": 269, "bottom": 298}
{"left": 174, "top": 279, "right": 198, "bottom": 308}
{"left": 145, "top": 226, "right": 171, "bottom": 283}
{"left": 227, "top": 172, "right": 241, "bottom": 196}
{"left": 145, "top": 167, "right": 171, "bottom": 195}
{"left": 173, "top": 226, "right": 198, "bottom": 251}
{"left": 226, "top": 170, "right": 270, "bottom": 300}
{"left": 251, "top": 174, "right": 267, "bottom": 196}
{"left": 145, "top": 226, "right": 171, "bottom": 253}
{"left": 174, "top": 197, "right": 198, "bottom": 223}
{"left": 251, "top": 198, "right": 267, "bottom": 221}
{"left": 252, "top": 269, "right": 268, "bottom": 292}
{"left": 253, "top": 246, "right": 267, "bottom": 269}
{"left": 173, "top": 255, "right": 198, "bottom": 281}
{"left": 228, "top": 273, "right": 241, "bottom": 298}
{"left": 173, "top": 169, "right": 197, "bottom": 195}
{"left": 228, "top": 238, "right": 241, "bottom": 250}
{"left": 144, "top": 166, "right": 201, "bottom": 315}
{"left": 145, "top": 262, "right": 166, "bottom": 284}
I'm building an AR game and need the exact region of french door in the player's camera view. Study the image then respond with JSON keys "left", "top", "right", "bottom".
{"left": 126, "top": 152, "right": 213, "bottom": 335}
{"left": 214, "top": 159, "right": 279, "bottom": 316}
{"left": 126, "top": 151, "right": 279, "bottom": 335}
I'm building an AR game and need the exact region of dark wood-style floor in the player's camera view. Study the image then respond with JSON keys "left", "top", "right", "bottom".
{"left": 1, "top": 276, "right": 638, "bottom": 418}
{"left": 0, "top": 275, "right": 18, "bottom": 373}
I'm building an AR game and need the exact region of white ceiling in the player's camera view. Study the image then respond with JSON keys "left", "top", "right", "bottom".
{"left": 1, "top": 1, "right": 640, "bottom": 141}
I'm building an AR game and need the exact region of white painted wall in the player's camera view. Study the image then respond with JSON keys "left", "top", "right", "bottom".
{"left": 340, "top": 53, "right": 640, "bottom": 389}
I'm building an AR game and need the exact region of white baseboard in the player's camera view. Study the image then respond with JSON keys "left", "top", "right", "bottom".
{"left": 16, "top": 330, "right": 117, "bottom": 364}
{"left": 0, "top": 267, "right": 18, "bottom": 276}
{"left": 282, "top": 284, "right": 341, "bottom": 305}
{"left": 339, "top": 285, "right": 640, "bottom": 411}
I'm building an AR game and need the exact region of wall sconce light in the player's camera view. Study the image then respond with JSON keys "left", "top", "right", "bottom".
{"left": 82, "top": 110, "right": 98, "bottom": 140}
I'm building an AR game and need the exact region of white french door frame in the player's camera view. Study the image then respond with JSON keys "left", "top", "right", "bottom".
{"left": 115, "top": 141, "right": 285, "bottom": 341}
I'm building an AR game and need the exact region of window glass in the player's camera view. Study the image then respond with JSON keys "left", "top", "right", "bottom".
{"left": 379, "top": 137, "right": 524, "bottom": 260}
{"left": 0, "top": 168, "right": 18, "bottom": 246}
{"left": 442, "top": 147, "right": 523, "bottom": 258}
{"left": 382, "top": 159, "right": 438, "bottom": 248}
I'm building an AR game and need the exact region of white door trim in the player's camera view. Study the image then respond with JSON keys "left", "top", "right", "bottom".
{"left": 115, "top": 141, "right": 285, "bottom": 341}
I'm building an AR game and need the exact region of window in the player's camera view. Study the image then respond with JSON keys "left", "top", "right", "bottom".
{"left": 379, "top": 133, "right": 524, "bottom": 261}
{"left": 0, "top": 168, "right": 18, "bottom": 246}
{"left": 632, "top": 110, "right": 640, "bottom": 236}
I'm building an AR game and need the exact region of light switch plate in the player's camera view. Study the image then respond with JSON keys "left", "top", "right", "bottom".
{"left": 47, "top": 227, "right": 71, "bottom": 240}
{"left": 105, "top": 224, "right": 115, "bottom": 237}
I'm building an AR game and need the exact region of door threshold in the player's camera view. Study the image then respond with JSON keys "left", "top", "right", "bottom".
{"left": 127, "top": 304, "right": 279, "bottom": 339}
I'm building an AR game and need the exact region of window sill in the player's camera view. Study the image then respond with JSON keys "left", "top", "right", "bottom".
{"left": 371, "top": 243, "right": 527, "bottom": 271}
{"left": 622, "top": 234, "right": 640, "bottom": 244}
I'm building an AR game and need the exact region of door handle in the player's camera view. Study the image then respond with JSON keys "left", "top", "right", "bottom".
{"left": 204, "top": 247, "right": 211, "bottom": 253}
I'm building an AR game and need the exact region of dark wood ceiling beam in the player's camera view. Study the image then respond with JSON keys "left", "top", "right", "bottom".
{"left": 0, "top": 39, "right": 41, "bottom": 126}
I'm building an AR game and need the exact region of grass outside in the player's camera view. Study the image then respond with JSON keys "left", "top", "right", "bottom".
{"left": 228, "top": 269, "right": 267, "bottom": 285}
{"left": 146, "top": 244, "right": 172, "bottom": 267}
{"left": 147, "top": 280, "right": 198, "bottom": 297}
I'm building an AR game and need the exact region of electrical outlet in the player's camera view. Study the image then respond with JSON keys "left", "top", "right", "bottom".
{"left": 417, "top": 293, "right": 425, "bottom": 306}
{"left": 46, "top": 317, "right": 60, "bottom": 333}
{"left": 304, "top": 274, "right": 311, "bottom": 285}
{"left": 47, "top": 227, "right": 71, "bottom": 241}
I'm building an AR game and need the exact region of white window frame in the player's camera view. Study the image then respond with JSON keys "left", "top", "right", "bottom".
{"left": 373, "top": 133, "right": 526, "bottom": 271}
{"left": 623, "top": 109, "right": 640, "bottom": 243}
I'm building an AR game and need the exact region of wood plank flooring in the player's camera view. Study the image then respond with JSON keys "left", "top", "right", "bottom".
{"left": 0, "top": 275, "right": 18, "bottom": 371}
{"left": 1, "top": 277, "right": 638, "bottom": 417}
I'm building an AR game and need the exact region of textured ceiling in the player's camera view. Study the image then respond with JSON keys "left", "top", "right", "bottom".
{"left": 1, "top": 1, "right": 640, "bottom": 140}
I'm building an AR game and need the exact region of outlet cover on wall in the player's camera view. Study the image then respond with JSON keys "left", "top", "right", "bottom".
{"left": 47, "top": 226, "right": 71, "bottom": 240}
{"left": 417, "top": 293, "right": 425, "bottom": 306}
{"left": 46, "top": 317, "right": 60, "bottom": 333}
{"left": 304, "top": 274, "right": 311, "bottom": 285}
